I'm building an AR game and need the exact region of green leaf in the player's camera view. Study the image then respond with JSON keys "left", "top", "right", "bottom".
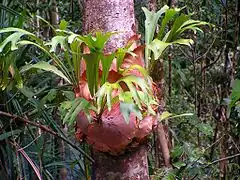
{"left": 158, "top": 8, "right": 181, "bottom": 40}
{"left": 0, "top": 27, "right": 36, "bottom": 52}
{"left": 171, "top": 145, "right": 184, "bottom": 160}
{"left": 59, "top": 98, "right": 94, "bottom": 126}
{"left": 45, "top": 89, "right": 57, "bottom": 102}
{"left": 96, "top": 82, "right": 116, "bottom": 113}
{"left": 94, "top": 31, "right": 113, "bottom": 51}
{"left": 142, "top": 5, "right": 169, "bottom": 45}
{"left": 19, "top": 86, "right": 35, "bottom": 98}
{"left": 69, "top": 37, "right": 82, "bottom": 84}
{"left": 160, "top": 111, "right": 193, "bottom": 121}
{"left": 0, "top": 53, "right": 23, "bottom": 89}
{"left": 169, "top": 113, "right": 193, "bottom": 119}
{"left": 142, "top": 5, "right": 169, "bottom": 63}
{"left": 148, "top": 38, "right": 193, "bottom": 60}
{"left": 62, "top": 90, "right": 75, "bottom": 100}
{"left": 176, "top": 19, "right": 209, "bottom": 36}
{"left": 0, "top": 32, "right": 26, "bottom": 52}
{"left": 120, "top": 102, "right": 142, "bottom": 124}
{"left": 126, "top": 81, "right": 142, "bottom": 108}
{"left": 100, "top": 53, "right": 115, "bottom": 85}
{"left": 173, "top": 161, "right": 186, "bottom": 169}
{"left": 119, "top": 76, "right": 147, "bottom": 108}
{"left": 172, "top": 38, "right": 194, "bottom": 46}
{"left": 96, "top": 83, "right": 107, "bottom": 113}
{"left": 0, "top": 27, "right": 35, "bottom": 35}
{"left": 163, "top": 171, "right": 176, "bottom": 180}
{"left": 197, "top": 123, "right": 213, "bottom": 136}
{"left": 20, "top": 61, "right": 71, "bottom": 84}
{"left": 59, "top": 20, "right": 68, "bottom": 30}
{"left": 106, "top": 84, "right": 113, "bottom": 111}
{"left": 116, "top": 48, "right": 127, "bottom": 70}
{"left": 0, "top": 129, "right": 22, "bottom": 141}
{"left": 148, "top": 39, "right": 171, "bottom": 60}
{"left": 229, "top": 79, "right": 240, "bottom": 108}
{"left": 119, "top": 91, "right": 134, "bottom": 103}
{"left": 69, "top": 99, "right": 92, "bottom": 125}
{"left": 164, "top": 13, "right": 190, "bottom": 42}
{"left": 80, "top": 31, "right": 113, "bottom": 52}
{"left": 122, "top": 64, "right": 149, "bottom": 78}
{"left": 83, "top": 53, "right": 100, "bottom": 96}
{"left": 160, "top": 111, "right": 173, "bottom": 121}
{"left": 45, "top": 36, "right": 67, "bottom": 52}
{"left": 12, "top": 63, "right": 23, "bottom": 88}
{"left": 137, "top": 91, "right": 157, "bottom": 115}
{"left": 68, "top": 33, "right": 82, "bottom": 44}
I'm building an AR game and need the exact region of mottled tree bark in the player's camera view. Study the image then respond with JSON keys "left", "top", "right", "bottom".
{"left": 93, "top": 145, "right": 149, "bottom": 180}
{"left": 168, "top": 0, "right": 178, "bottom": 7}
{"left": 83, "top": 0, "right": 136, "bottom": 52}
{"left": 49, "top": 0, "right": 59, "bottom": 27}
{"left": 82, "top": 0, "right": 150, "bottom": 179}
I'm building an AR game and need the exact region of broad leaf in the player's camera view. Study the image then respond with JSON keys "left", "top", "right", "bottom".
{"left": 148, "top": 39, "right": 171, "bottom": 60}
{"left": 164, "top": 13, "right": 191, "bottom": 42}
{"left": 158, "top": 8, "right": 181, "bottom": 40}
{"left": 0, "top": 129, "right": 22, "bottom": 141}
{"left": 0, "top": 32, "right": 25, "bottom": 52}
{"left": 59, "top": 98, "right": 95, "bottom": 126}
{"left": 116, "top": 48, "right": 127, "bottom": 70}
{"left": 100, "top": 53, "right": 115, "bottom": 85}
{"left": 83, "top": 53, "right": 100, "bottom": 96}
{"left": 172, "top": 20, "right": 209, "bottom": 40}
{"left": 173, "top": 38, "right": 194, "bottom": 46}
{"left": 148, "top": 39, "right": 193, "bottom": 60}
{"left": 94, "top": 31, "right": 113, "bottom": 51}
{"left": 0, "top": 53, "right": 23, "bottom": 89}
{"left": 96, "top": 82, "right": 115, "bottom": 113}
{"left": 142, "top": 5, "right": 169, "bottom": 45}
{"left": 45, "top": 36, "right": 67, "bottom": 52}
{"left": 229, "top": 79, "right": 240, "bottom": 108}
{"left": 142, "top": 5, "right": 169, "bottom": 64}
{"left": 59, "top": 20, "right": 68, "bottom": 30}
{"left": 20, "top": 61, "right": 71, "bottom": 84}
{"left": 120, "top": 102, "right": 142, "bottom": 124}
{"left": 80, "top": 31, "right": 113, "bottom": 52}
{"left": 0, "top": 27, "right": 37, "bottom": 52}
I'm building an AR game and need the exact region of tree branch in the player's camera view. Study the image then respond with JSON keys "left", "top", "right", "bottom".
{"left": 0, "top": 110, "right": 94, "bottom": 162}
{"left": 205, "top": 153, "right": 240, "bottom": 167}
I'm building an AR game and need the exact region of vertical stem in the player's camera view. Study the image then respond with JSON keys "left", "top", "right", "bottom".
{"left": 219, "top": 3, "right": 229, "bottom": 178}
{"left": 59, "top": 125, "right": 68, "bottom": 180}
{"left": 36, "top": 0, "right": 40, "bottom": 37}
{"left": 71, "top": 0, "right": 74, "bottom": 20}
{"left": 232, "top": 0, "right": 240, "bottom": 79}
{"left": 192, "top": 48, "right": 197, "bottom": 112}
{"left": 168, "top": 53, "right": 172, "bottom": 103}
{"left": 49, "top": 0, "right": 59, "bottom": 28}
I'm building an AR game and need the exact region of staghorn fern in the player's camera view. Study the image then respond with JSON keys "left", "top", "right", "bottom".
{"left": 143, "top": 5, "right": 211, "bottom": 66}
{"left": 0, "top": 20, "right": 157, "bottom": 126}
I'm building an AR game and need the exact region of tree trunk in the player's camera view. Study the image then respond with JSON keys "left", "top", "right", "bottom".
{"left": 168, "top": 0, "right": 178, "bottom": 7}
{"left": 92, "top": 145, "right": 149, "bottom": 179}
{"left": 82, "top": 0, "right": 149, "bottom": 179}
{"left": 83, "top": 0, "right": 136, "bottom": 52}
